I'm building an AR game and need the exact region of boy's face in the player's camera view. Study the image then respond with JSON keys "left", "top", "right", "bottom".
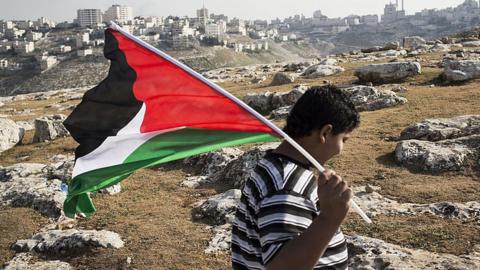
{"left": 321, "top": 130, "right": 351, "bottom": 162}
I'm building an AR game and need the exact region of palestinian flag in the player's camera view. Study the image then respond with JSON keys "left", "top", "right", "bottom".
{"left": 63, "top": 24, "right": 280, "bottom": 218}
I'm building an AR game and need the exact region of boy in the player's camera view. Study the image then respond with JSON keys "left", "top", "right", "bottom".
{"left": 231, "top": 85, "right": 360, "bottom": 270}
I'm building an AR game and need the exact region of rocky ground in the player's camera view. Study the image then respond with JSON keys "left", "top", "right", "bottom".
{"left": 0, "top": 33, "right": 480, "bottom": 269}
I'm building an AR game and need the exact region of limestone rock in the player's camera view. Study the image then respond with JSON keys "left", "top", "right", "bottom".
{"left": 354, "top": 62, "right": 421, "bottom": 83}
{"left": 205, "top": 224, "right": 232, "bottom": 254}
{"left": 270, "top": 85, "right": 307, "bottom": 109}
{"left": 98, "top": 183, "right": 122, "bottom": 195}
{"left": 243, "top": 92, "right": 274, "bottom": 114}
{"left": 462, "top": 40, "right": 480, "bottom": 47}
{"left": 271, "top": 105, "right": 292, "bottom": 119}
{"left": 399, "top": 115, "right": 480, "bottom": 141}
{"left": 3, "top": 253, "right": 71, "bottom": 270}
{"left": 443, "top": 60, "right": 480, "bottom": 82}
{"left": 243, "top": 85, "right": 307, "bottom": 115}
{"left": 12, "top": 229, "right": 124, "bottom": 255}
{"left": 403, "top": 36, "right": 426, "bottom": 49}
{"left": 394, "top": 136, "right": 479, "bottom": 172}
{"left": 342, "top": 85, "right": 407, "bottom": 112}
{"left": 0, "top": 163, "right": 65, "bottom": 218}
{"left": 348, "top": 235, "right": 480, "bottom": 269}
{"left": 45, "top": 154, "right": 75, "bottom": 181}
{"left": 383, "top": 41, "right": 400, "bottom": 51}
{"left": 33, "top": 114, "right": 69, "bottom": 143}
{"left": 270, "top": 72, "right": 296, "bottom": 86}
{"left": 182, "top": 148, "right": 244, "bottom": 188}
{"left": 0, "top": 118, "right": 25, "bottom": 153}
{"left": 192, "top": 189, "right": 241, "bottom": 225}
{"left": 223, "top": 143, "right": 279, "bottom": 188}
{"left": 301, "top": 64, "right": 344, "bottom": 79}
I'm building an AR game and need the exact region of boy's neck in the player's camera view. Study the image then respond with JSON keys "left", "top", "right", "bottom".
{"left": 272, "top": 139, "right": 324, "bottom": 167}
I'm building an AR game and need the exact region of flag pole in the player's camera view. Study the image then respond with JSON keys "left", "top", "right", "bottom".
{"left": 109, "top": 22, "right": 372, "bottom": 224}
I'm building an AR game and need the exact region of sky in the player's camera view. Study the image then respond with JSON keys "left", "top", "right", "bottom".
{"left": 0, "top": 0, "right": 469, "bottom": 22}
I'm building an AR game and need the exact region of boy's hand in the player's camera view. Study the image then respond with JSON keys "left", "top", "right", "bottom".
{"left": 316, "top": 169, "right": 352, "bottom": 226}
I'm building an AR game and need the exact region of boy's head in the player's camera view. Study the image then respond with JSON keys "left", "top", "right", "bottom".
{"left": 283, "top": 85, "right": 360, "bottom": 162}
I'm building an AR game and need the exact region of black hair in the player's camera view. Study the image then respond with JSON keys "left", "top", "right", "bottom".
{"left": 283, "top": 85, "right": 360, "bottom": 138}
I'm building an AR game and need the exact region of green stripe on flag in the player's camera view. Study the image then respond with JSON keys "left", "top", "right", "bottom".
{"left": 64, "top": 128, "right": 279, "bottom": 217}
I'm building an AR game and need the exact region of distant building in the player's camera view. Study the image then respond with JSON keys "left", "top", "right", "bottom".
{"left": 34, "top": 17, "right": 56, "bottom": 28}
{"left": 171, "top": 35, "right": 190, "bottom": 49}
{"left": 5, "top": 28, "right": 25, "bottom": 39}
{"left": 210, "top": 13, "right": 228, "bottom": 23}
{"left": 77, "top": 9, "right": 103, "bottom": 27}
{"left": 15, "top": 20, "right": 33, "bottom": 30}
{"left": 360, "top": 15, "right": 379, "bottom": 25}
{"left": 26, "top": 31, "right": 42, "bottom": 42}
{"left": 382, "top": 1, "right": 405, "bottom": 23}
{"left": 104, "top": 5, "right": 133, "bottom": 23}
{"left": 0, "top": 59, "right": 7, "bottom": 68}
{"left": 227, "top": 19, "right": 246, "bottom": 35}
{"left": 13, "top": 41, "right": 34, "bottom": 55}
{"left": 77, "top": 48, "right": 93, "bottom": 57}
{"left": 57, "top": 45, "right": 72, "bottom": 53}
{"left": 76, "top": 32, "right": 90, "bottom": 48}
{"left": 39, "top": 56, "right": 57, "bottom": 71}
{"left": 205, "top": 21, "right": 226, "bottom": 36}
{"left": 196, "top": 5, "right": 209, "bottom": 30}
{"left": 0, "top": 21, "right": 14, "bottom": 33}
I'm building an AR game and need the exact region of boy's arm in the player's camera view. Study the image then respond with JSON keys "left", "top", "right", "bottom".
{"left": 265, "top": 170, "right": 351, "bottom": 270}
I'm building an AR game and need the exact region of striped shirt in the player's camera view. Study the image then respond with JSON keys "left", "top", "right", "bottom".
{"left": 231, "top": 150, "right": 348, "bottom": 270}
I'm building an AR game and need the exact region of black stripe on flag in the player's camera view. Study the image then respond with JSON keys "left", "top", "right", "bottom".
{"left": 64, "top": 29, "right": 142, "bottom": 159}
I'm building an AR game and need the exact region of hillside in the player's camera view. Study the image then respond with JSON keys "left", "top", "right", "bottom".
{"left": 0, "top": 31, "right": 479, "bottom": 269}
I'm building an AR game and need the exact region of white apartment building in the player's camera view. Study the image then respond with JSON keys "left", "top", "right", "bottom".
{"left": 26, "top": 31, "right": 43, "bottom": 42}
{"left": 104, "top": 5, "right": 133, "bottom": 23}
{"left": 13, "top": 41, "right": 34, "bottom": 55}
{"left": 360, "top": 15, "right": 379, "bottom": 25}
{"left": 77, "top": 9, "right": 103, "bottom": 27}
{"left": 0, "top": 59, "right": 7, "bottom": 68}
{"left": 76, "top": 32, "right": 90, "bottom": 48}
{"left": 205, "top": 21, "right": 226, "bottom": 36}
{"left": 40, "top": 56, "right": 57, "bottom": 71}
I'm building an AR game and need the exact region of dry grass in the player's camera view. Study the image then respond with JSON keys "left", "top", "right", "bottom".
{"left": 0, "top": 56, "right": 479, "bottom": 269}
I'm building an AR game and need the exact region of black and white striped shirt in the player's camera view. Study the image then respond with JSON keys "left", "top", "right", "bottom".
{"left": 231, "top": 150, "right": 348, "bottom": 270}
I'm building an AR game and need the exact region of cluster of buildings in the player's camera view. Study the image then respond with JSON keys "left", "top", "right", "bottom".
{"left": 3, "top": 0, "right": 480, "bottom": 72}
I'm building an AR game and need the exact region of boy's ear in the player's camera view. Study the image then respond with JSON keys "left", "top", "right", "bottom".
{"left": 318, "top": 124, "right": 333, "bottom": 144}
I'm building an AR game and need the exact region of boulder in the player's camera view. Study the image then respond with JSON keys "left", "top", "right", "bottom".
{"left": 443, "top": 60, "right": 480, "bottom": 82}
{"left": 243, "top": 92, "right": 274, "bottom": 114}
{"left": 204, "top": 224, "right": 232, "bottom": 254}
{"left": 270, "top": 72, "right": 296, "bottom": 86}
{"left": 361, "top": 46, "right": 382, "bottom": 53}
{"left": 98, "top": 183, "right": 122, "bottom": 195}
{"left": 270, "top": 85, "right": 307, "bottom": 109}
{"left": 33, "top": 114, "right": 69, "bottom": 143}
{"left": 354, "top": 62, "right": 421, "bottom": 83}
{"left": 383, "top": 41, "right": 400, "bottom": 51}
{"left": 223, "top": 143, "right": 279, "bottom": 188}
{"left": 192, "top": 189, "right": 241, "bottom": 225}
{"left": 301, "top": 64, "right": 344, "bottom": 79}
{"left": 403, "top": 36, "right": 426, "bottom": 49}
{"left": 12, "top": 229, "right": 124, "bottom": 255}
{"left": 399, "top": 115, "right": 480, "bottom": 141}
{"left": 348, "top": 235, "right": 480, "bottom": 269}
{"left": 318, "top": 58, "right": 337, "bottom": 65}
{"left": 394, "top": 135, "right": 479, "bottom": 173}
{"left": 182, "top": 148, "right": 244, "bottom": 188}
{"left": 3, "top": 253, "right": 71, "bottom": 270}
{"left": 0, "top": 163, "right": 66, "bottom": 218}
{"left": 283, "top": 62, "right": 308, "bottom": 72}
{"left": 244, "top": 85, "right": 308, "bottom": 115}
{"left": 462, "top": 40, "right": 480, "bottom": 47}
{"left": 0, "top": 118, "right": 25, "bottom": 153}
{"left": 342, "top": 85, "right": 407, "bottom": 112}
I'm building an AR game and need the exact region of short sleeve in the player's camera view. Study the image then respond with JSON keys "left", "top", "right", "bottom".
{"left": 256, "top": 191, "right": 317, "bottom": 264}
